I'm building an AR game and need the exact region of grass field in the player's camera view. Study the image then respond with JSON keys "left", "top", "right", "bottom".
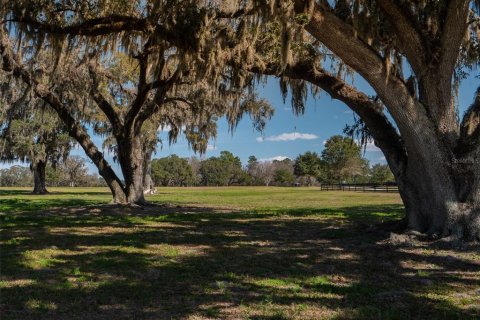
{"left": 1, "top": 187, "right": 479, "bottom": 319}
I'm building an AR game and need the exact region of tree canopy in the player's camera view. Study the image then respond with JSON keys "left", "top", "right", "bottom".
{"left": 321, "top": 135, "right": 368, "bottom": 183}
{"left": 294, "top": 151, "right": 322, "bottom": 186}
{"left": 0, "top": 99, "right": 73, "bottom": 193}
{"left": 200, "top": 151, "right": 245, "bottom": 186}
{"left": 0, "top": 0, "right": 274, "bottom": 203}
{"left": 1, "top": 0, "right": 480, "bottom": 238}
{"left": 151, "top": 155, "right": 194, "bottom": 187}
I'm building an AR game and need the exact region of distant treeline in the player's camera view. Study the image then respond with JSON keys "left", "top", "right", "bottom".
{"left": 0, "top": 156, "right": 106, "bottom": 187}
{"left": 0, "top": 136, "right": 395, "bottom": 188}
{"left": 150, "top": 136, "right": 394, "bottom": 187}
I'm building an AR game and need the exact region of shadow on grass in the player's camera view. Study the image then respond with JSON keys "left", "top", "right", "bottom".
{"left": 0, "top": 189, "right": 112, "bottom": 197}
{"left": 146, "top": 203, "right": 406, "bottom": 224}
{"left": 1, "top": 204, "right": 479, "bottom": 320}
{"left": 0, "top": 189, "right": 35, "bottom": 196}
{"left": 0, "top": 198, "right": 104, "bottom": 214}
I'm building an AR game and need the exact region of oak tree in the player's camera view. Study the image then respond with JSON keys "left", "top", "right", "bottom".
{"left": 1, "top": 1, "right": 273, "bottom": 204}
{"left": 246, "top": 0, "right": 480, "bottom": 240}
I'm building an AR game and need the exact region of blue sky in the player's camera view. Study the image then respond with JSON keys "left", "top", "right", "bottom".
{"left": 77, "top": 76, "right": 382, "bottom": 175}
{"left": 2, "top": 72, "right": 477, "bottom": 176}
{"left": 168, "top": 78, "right": 375, "bottom": 162}
{"left": 81, "top": 72, "right": 478, "bottom": 176}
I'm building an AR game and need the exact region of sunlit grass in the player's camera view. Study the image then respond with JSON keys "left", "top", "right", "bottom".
{"left": 1, "top": 187, "right": 478, "bottom": 319}
{"left": 0, "top": 186, "right": 403, "bottom": 213}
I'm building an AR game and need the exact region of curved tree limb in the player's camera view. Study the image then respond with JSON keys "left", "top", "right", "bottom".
{"left": 0, "top": 30, "right": 126, "bottom": 201}
{"left": 439, "top": 0, "right": 471, "bottom": 78}
{"left": 10, "top": 15, "right": 153, "bottom": 37}
{"left": 9, "top": 14, "right": 195, "bottom": 52}
{"left": 294, "top": 0, "right": 453, "bottom": 160}
{"left": 249, "top": 60, "right": 407, "bottom": 176}
{"left": 376, "top": 0, "right": 428, "bottom": 77}
{"left": 88, "top": 61, "right": 123, "bottom": 135}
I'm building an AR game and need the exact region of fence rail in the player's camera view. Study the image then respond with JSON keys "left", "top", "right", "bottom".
{"left": 320, "top": 183, "right": 398, "bottom": 193}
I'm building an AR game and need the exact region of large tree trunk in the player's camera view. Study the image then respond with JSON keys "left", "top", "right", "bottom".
{"left": 397, "top": 173, "right": 480, "bottom": 241}
{"left": 37, "top": 91, "right": 128, "bottom": 204}
{"left": 94, "top": 159, "right": 127, "bottom": 204}
{"left": 287, "top": 1, "right": 479, "bottom": 241}
{"left": 385, "top": 136, "right": 480, "bottom": 241}
{"left": 31, "top": 159, "right": 48, "bottom": 194}
{"left": 275, "top": 57, "right": 480, "bottom": 240}
{"left": 117, "top": 134, "right": 147, "bottom": 205}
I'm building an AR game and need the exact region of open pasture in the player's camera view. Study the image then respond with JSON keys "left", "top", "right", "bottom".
{"left": 1, "top": 187, "right": 478, "bottom": 319}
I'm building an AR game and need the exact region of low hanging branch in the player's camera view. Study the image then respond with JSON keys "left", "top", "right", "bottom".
{"left": 3, "top": 0, "right": 480, "bottom": 238}
{"left": 0, "top": 30, "right": 127, "bottom": 202}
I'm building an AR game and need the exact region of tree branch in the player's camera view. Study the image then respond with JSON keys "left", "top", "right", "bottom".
{"left": 295, "top": 0, "right": 385, "bottom": 81}
{"left": 9, "top": 13, "right": 196, "bottom": 51}
{"left": 11, "top": 15, "right": 153, "bottom": 37}
{"left": 249, "top": 60, "right": 407, "bottom": 175}
{"left": 376, "top": 0, "right": 428, "bottom": 77}
{"left": 0, "top": 30, "right": 126, "bottom": 195}
{"left": 294, "top": 0, "right": 444, "bottom": 158}
{"left": 214, "top": 5, "right": 255, "bottom": 19}
{"left": 414, "top": 0, "right": 469, "bottom": 143}
{"left": 124, "top": 55, "right": 149, "bottom": 132}
{"left": 163, "top": 97, "right": 194, "bottom": 106}
{"left": 438, "top": 0, "right": 470, "bottom": 76}
{"left": 135, "top": 68, "right": 182, "bottom": 127}
{"left": 124, "top": 38, "right": 163, "bottom": 132}
{"left": 88, "top": 61, "right": 123, "bottom": 134}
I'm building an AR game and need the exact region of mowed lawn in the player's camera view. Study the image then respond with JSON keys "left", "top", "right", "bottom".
{"left": 0, "top": 187, "right": 479, "bottom": 320}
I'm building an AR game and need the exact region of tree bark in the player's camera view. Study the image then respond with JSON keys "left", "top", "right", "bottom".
{"left": 287, "top": 1, "right": 480, "bottom": 241}
{"left": 43, "top": 96, "right": 128, "bottom": 204}
{"left": 31, "top": 159, "right": 48, "bottom": 194}
{"left": 258, "top": 57, "right": 480, "bottom": 240}
{"left": 117, "top": 134, "right": 147, "bottom": 204}
{"left": 392, "top": 151, "right": 480, "bottom": 241}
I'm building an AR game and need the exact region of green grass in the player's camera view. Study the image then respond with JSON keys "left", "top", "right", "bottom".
{"left": 1, "top": 186, "right": 403, "bottom": 216}
{"left": 1, "top": 187, "right": 479, "bottom": 320}
{"left": 0, "top": 187, "right": 109, "bottom": 212}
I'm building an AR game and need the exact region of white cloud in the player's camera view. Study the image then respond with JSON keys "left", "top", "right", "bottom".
{"left": 364, "top": 141, "right": 381, "bottom": 152}
{"left": 257, "top": 132, "right": 319, "bottom": 142}
{"left": 258, "top": 156, "right": 288, "bottom": 162}
{"left": 354, "top": 140, "right": 381, "bottom": 152}
{"left": 206, "top": 144, "right": 217, "bottom": 151}
{"left": 158, "top": 125, "right": 186, "bottom": 133}
{"left": 379, "top": 156, "right": 386, "bottom": 161}
{"left": 158, "top": 125, "right": 171, "bottom": 132}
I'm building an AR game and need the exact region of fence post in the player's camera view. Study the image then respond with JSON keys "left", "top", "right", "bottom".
{"left": 321, "top": 183, "right": 398, "bottom": 192}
